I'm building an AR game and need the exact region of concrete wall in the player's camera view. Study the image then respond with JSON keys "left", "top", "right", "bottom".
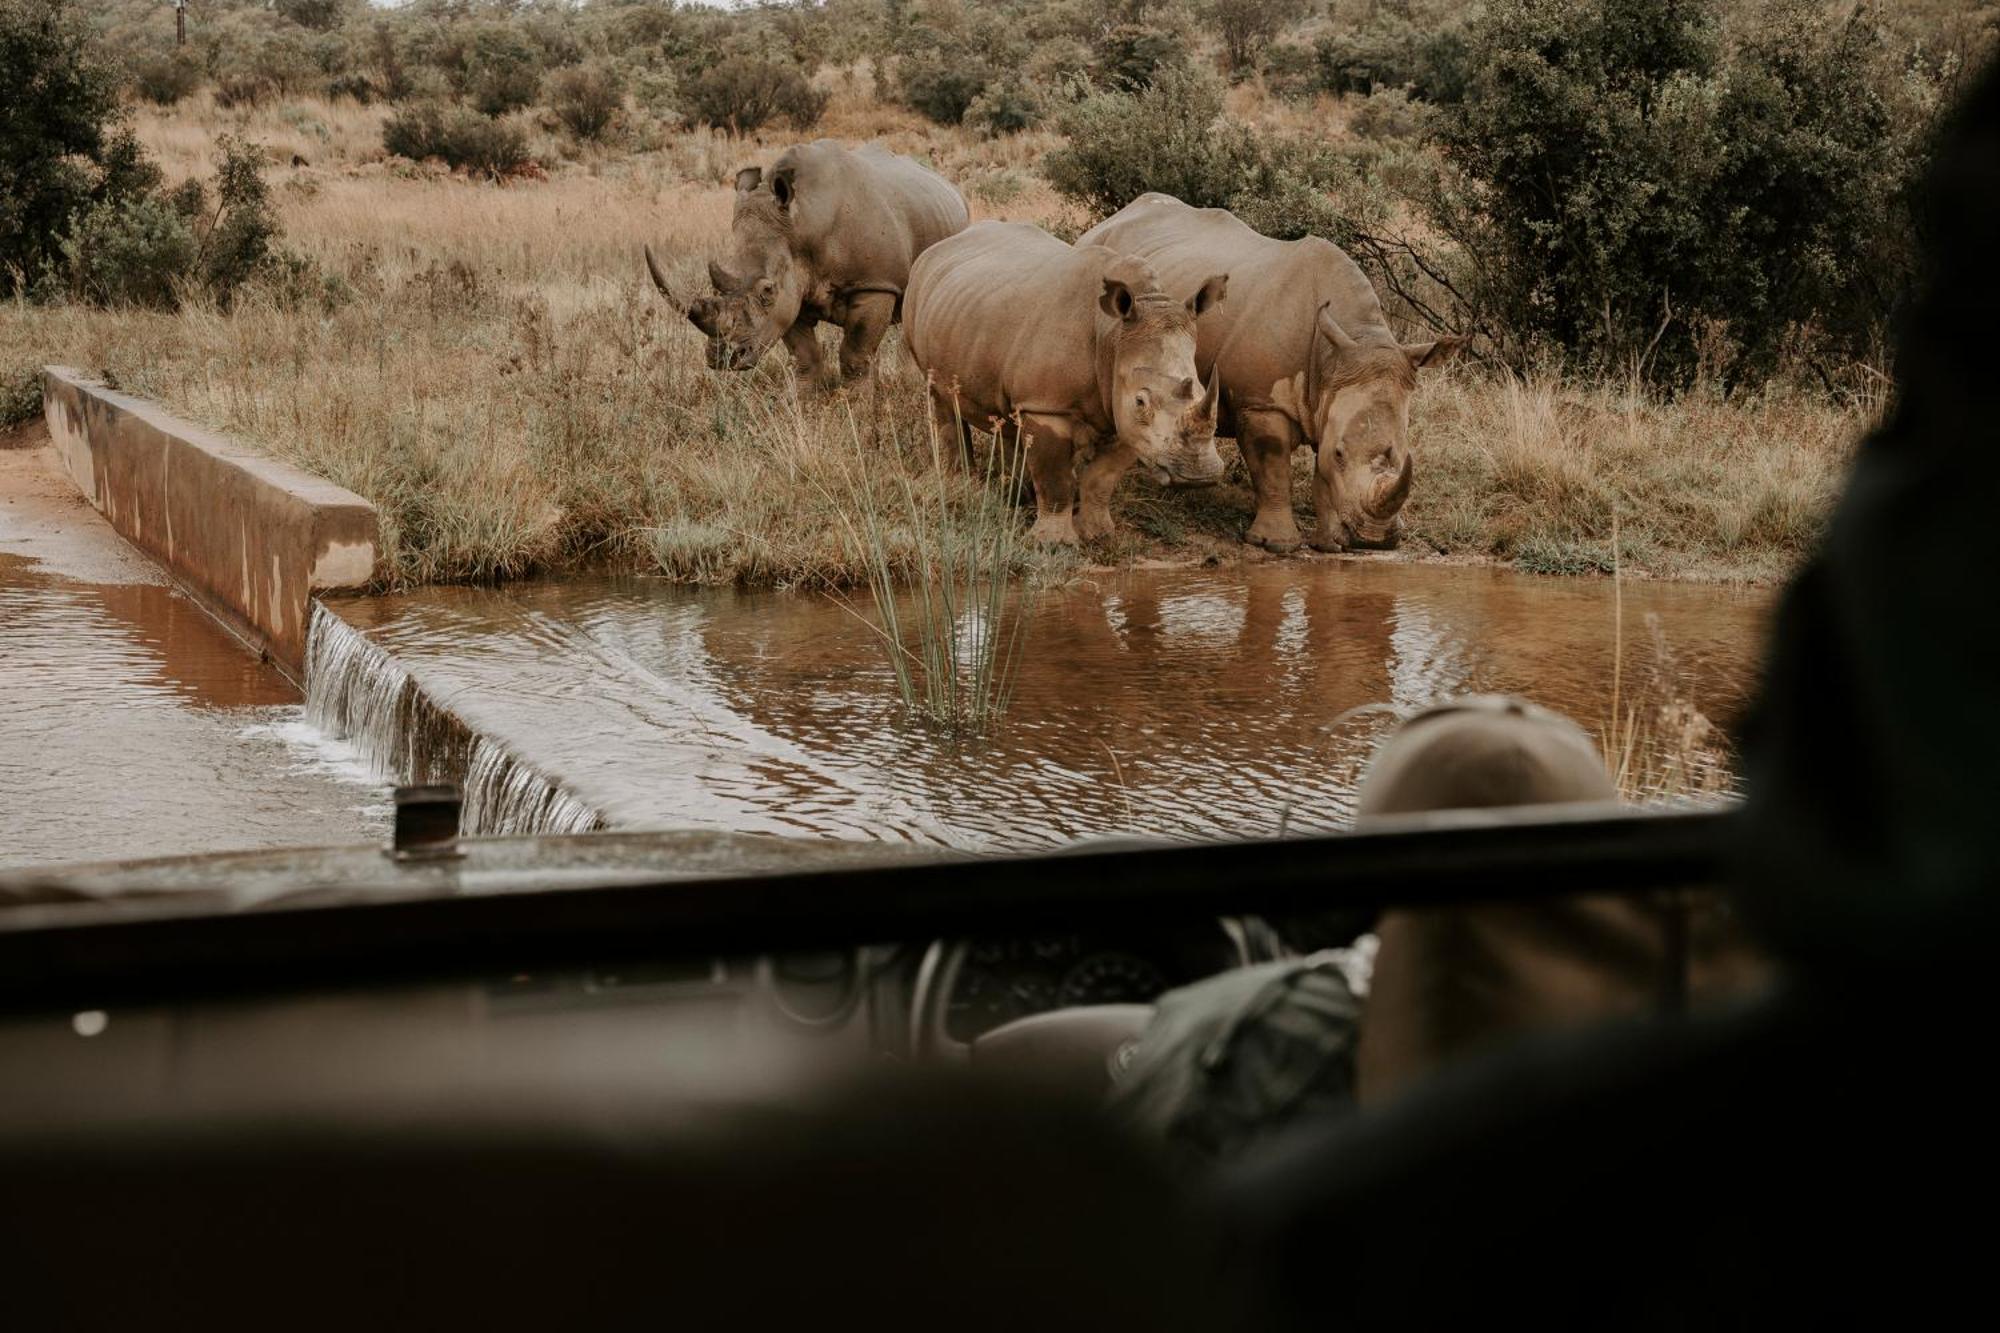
{"left": 41, "top": 367, "right": 377, "bottom": 674}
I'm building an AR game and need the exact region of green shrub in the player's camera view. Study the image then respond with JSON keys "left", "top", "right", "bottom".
{"left": 1349, "top": 86, "right": 1431, "bottom": 141}
{"left": 465, "top": 26, "right": 542, "bottom": 117}
{"left": 56, "top": 193, "right": 195, "bottom": 307}
{"left": 50, "top": 134, "right": 281, "bottom": 310}
{"left": 326, "top": 72, "right": 378, "bottom": 104}
{"left": 1046, "top": 66, "right": 1248, "bottom": 215}
{"left": 682, "top": 54, "right": 827, "bottom": 133}
{"left": 2, "top": 0, "right": 154, "bottom": 297}
{"left": 195, "top": 135, "right": 279, "bottom": 302}
{"left": 1262, "top": 40, "right": 1320, "bottom": 100}
{"left": 1428, "top": 0, "right": 1934, "bottom": 385}
{"left": 1205, "top": 0, "right": 1313, "bottom": 76}
{"left": 1093, "top": 23, "right": 1180, "bottom": 93}
{"left": 1314, "top": 6, "right": 1478, "bottom": 103}
{"left": 965, "top": 83, "right": 1044, "bottom": 137}
{"left": 900, "top": 50, "right": 991, "bottom": 125}
{"left": 548, "top": 61, "right": 623, "bottom": 141}
{"left": 2, "top": 366, "right": 45, "bottom": 427}
{"left": 382, "top": 102, "right": 533, "bottom": 179}
{"left": 275, "top": 0, "right": 345, "bottom": 33}
{"left": 131, "top": 51, "right": 202, "bottom": 106}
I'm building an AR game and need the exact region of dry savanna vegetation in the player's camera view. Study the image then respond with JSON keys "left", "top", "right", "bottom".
{"left": 6, "top": 0, "right": 1977, "bottom": 593}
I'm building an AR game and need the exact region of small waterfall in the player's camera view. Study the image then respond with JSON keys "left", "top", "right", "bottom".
{"left": 461, "top": 736, "right": 603, "bottom": 836}
{"left": 303, "top": 601, "right": 607, "bottom": 837}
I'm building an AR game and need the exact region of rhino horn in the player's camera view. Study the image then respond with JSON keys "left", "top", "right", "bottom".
{"left": 1317, "top": 304, "right": 1360, "bottom": 354}
{"left": 708, "top": 258, "right": 738, "bottom": 292}
{"left": 1197, "top": 371, "right": 1222, "bottom": 421}
{"left": 1371, "top": 452, "right": 1414, "bottom": 517}
{"left": 644, "top": 245, "right": 683, "bottom": 310}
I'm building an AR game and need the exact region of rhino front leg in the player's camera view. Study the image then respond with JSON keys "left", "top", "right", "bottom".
{"left": 781, "top": 316, "right": 829, "bottom": 383}
{"left": 837, "top": 291, "right": 897, "bottom": 381}
{"left": 1075, "top": 441, "right": 1137, "bottom": 543}
{"left": 1238, "top": 412, "right": 1304, "bottom": 554}
{"left": 1020, "top": 414, "right": 1081, "bottom": 545}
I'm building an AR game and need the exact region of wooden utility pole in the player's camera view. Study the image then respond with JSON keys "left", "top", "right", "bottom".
{"left": 175, "top": 0, "right": 186, "bottom": 48}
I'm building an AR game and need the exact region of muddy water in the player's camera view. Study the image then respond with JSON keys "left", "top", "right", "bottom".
{"left": 324, "top": 562, "right": 1770, "bottom": 851}
{"left": 0, "top": 448, "right": 389, "bottom": 870}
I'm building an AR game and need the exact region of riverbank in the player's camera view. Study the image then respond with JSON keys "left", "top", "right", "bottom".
{"left": 0, "top": 92, "right": 1866, "bottom": 592}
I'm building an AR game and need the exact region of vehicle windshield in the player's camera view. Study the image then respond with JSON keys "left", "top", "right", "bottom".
{"left": 2, "top": 3, "right": 1994, "bottom": 1324}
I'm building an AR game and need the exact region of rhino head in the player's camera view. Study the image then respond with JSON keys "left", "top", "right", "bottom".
{"left": 1101, "top": 263, "right": 1229, "bottom": 488}
{"left": 1308, "top": 308, "right": 1465, "bottom": 550}
{"left": 645, "top": 164, "right": 808, "bottom": 372}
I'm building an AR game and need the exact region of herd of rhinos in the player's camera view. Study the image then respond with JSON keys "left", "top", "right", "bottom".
{"left": 643, "top": 140, "right": 1464, "bottom": 551}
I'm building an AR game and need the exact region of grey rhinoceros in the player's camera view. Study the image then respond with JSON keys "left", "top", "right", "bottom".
{"left": 1081, "top": 194, "right": 1464, "bottom": 552}
{"left": 646, "top": 141, "right": 968, "bottom": 380}
{"left": 903, "top": 220, "right": 1227, "bottom": 545}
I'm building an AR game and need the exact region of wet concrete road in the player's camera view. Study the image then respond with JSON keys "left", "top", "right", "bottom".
{"left": 0, "top": 437, "right": 387, "bottom": 871}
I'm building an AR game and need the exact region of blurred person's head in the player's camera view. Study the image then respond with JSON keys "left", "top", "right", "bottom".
{"left": 1357, "top": 696, "right": 1616, "bottom": 820}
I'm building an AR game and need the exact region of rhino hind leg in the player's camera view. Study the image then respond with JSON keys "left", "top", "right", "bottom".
{"left": 926, "top": 387, "right": 978, "bottom": 467}
{"left": 837, "top": 292, "right": 897, "bottom": 381}
{"left": 1238, "top": 416, "right": 1305, "bottom": 554}
{"left": 1021, "top": 415, "right": 1083, "bottom": 546}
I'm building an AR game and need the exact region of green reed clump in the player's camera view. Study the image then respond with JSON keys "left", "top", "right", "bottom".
{"left": 828, "top": 401, "right": 1032, "bottom": 739}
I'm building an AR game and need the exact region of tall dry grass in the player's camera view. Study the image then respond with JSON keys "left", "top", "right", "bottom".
{"left": 0, "top": 92, "right": 1869, "bottom": 591}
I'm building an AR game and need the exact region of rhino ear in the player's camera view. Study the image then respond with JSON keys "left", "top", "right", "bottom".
{"left": 1099, "top": 277, "right": 1136, "bottom": 322}
{"left": 1188, "top": 273, "right": 1228, "bottom": 318}
{"left": 734, "top": 166, "right": 764, "bottom": 195}
{"left": 1404, "top": 334, "right": 1467, "bottom": 370}
{"left": 771, "top": 165, "right": 797, "bottom": 210}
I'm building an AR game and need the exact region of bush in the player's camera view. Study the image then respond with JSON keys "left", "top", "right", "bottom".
{"left": 900, "top": 49, "right": 991, "bottom": 125}
{"left": 681, "top": 54, "right": 827, "bottom": 133}
{"left": 1206, "top": 0, "right": 1313, "bottom": 76}
{"left": 196, "top": 135, "right": 279, "bottom": 301}
{"left": 1349, "top": 86, "right": 1431, "bottom": 141}
{"left": 2, "top": 366, "right": 45, "bottom": 427}
{"left": 51, "top": 134, "right": 281, "bottom": 310}
{"left": 1047, "top": 63, "right": 1392, "bottom": 245}
{"left": 1093, "top": 24, "right": 1180, "bottom": 93}
{"left": 1314, "top": 7, "right": 1478, "bottom": 103}
{"left": 465, "top": 26, "right": 542, "bottom": 118}
{"left": 548, "top": 61, "right": 623, "bottom": 141}
{"left": 965, "top": 83, "right": 1044, "bottom": 137}
{"left": 326, "top": 72, "right": 378, "bottom": 104}
{"left": 2, "top": 0, "right": 153, "bottom": 297}
{"left": 56, "top": 193, "right": 195, "bottom": 307}
{"left": 382, "top": 102, "right": 533, "bottom": 178}
{"left": 275, "top": 0, "right": 345, "bottom": 32}
{"left": 1427, "top": 0, "right": 1934, "bottom": 385}
{"left": 131, "top": 51, "right": 202, "bottom": 106}
{"left": 1046, "top": 66, "right": 1248, "bottom": 215}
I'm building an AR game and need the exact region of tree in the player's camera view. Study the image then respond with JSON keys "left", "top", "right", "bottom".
{"left": 1, "top": 0, "right": 154, "bottom": 295}
{"left": 1205, "top": 0, "right": 1312, "bottom": 75}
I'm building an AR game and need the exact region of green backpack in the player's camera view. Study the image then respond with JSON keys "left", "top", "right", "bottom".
{"left": 1108, "top": 950, "right": 1367, "bottom": 1169}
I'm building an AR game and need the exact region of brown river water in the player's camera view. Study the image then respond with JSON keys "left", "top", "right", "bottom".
{"left": 0, "top": 446, "right": 389, "bottom": 871}
{"left": 314, "top": 562, "right": 1772, "bottom": 852}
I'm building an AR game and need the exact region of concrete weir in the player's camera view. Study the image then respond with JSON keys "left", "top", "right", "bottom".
{"left": 40, "top": 367, "right": 377, "bottom": 675}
